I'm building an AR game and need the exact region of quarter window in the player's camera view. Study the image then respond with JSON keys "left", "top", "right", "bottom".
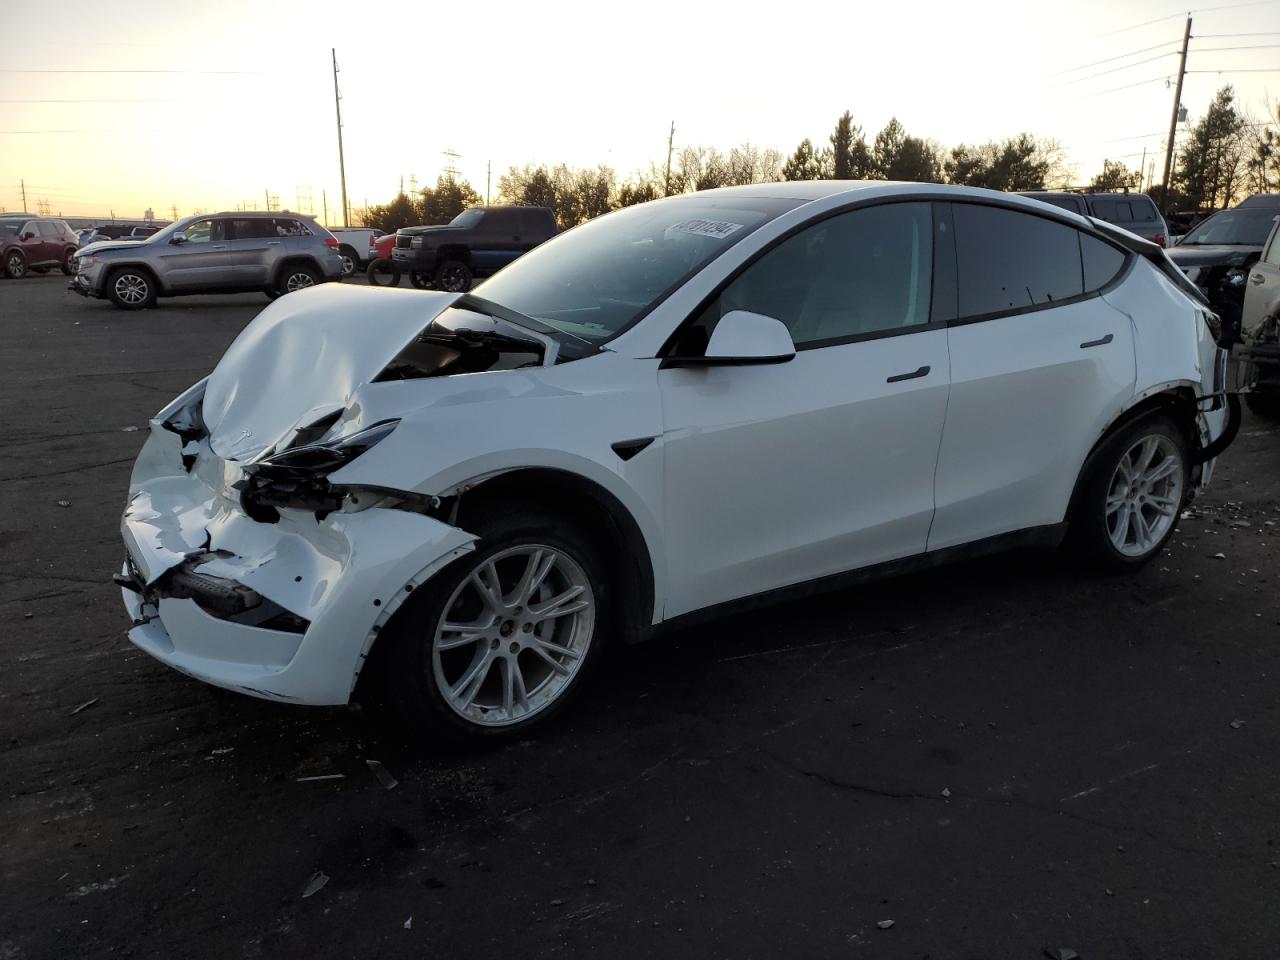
{"left": 953, "top": 204, "right": 1084, "bottom": 319}
{"left": 685, "top": 202, "right": 935, "bottom": 350}
{"left": 1081, "top": 234, "right": 1127, "bottom": 291}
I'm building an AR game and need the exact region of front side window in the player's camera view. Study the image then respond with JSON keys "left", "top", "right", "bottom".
{"left": 680, "top": 202, "right": 934, "bottom": 351}
{"left": 182, "top": 219, "right": 224, "bottom": 244}
{"left": 953, "top": 204, "right": 1084, "bottom": 318}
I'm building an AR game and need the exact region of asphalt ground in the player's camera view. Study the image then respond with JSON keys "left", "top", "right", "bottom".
{"left": 3, "top": 272, "right": 1280, "bottom": 959}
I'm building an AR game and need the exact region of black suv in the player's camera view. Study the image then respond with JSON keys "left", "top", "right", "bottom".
{"left": 392, "top": 206, "right": 557, "bottom": 292}
{"left": 1167, "top": 194, "right": 1280, "bottom": 344}
{"left": 1018, "top": 191, "right": 1170, "bottom": 246}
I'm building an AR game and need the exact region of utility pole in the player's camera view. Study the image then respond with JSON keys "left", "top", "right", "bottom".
{"left": 332, "top": 48, "right": 350, "bottom": 227}
{"left": 20, "top": 179, "right": 27, "bottom": 213}
{"left": 322, "top": 190, "right": 328, "bottom": 226}
{"left": 486, "top": 160, "right": 491, "bottom": 205}
{"left": 1160, "top": 16, "right": 1192, "bottom": 206}
{"left": 171, "top": 203, "right": 179, "bottom": 221}
{"left": 664, "top": 122, "right": 675, "bottom": 197}
{"left": 1138, "top": 146, "right": 1147, "bottom": 191}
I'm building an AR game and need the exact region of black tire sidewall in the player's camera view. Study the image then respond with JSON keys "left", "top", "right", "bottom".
{"left": 62, "top": 248, "right": 77, "bottom": 275}
{"left": 366, "top": 258, "right": 400, "bottom": 287}
{"left": 408, "top": 271, "right": 432, "bottom": 289}
{"left": 338, "top": 247, "right": 358, "bottom": 277}
{"left": 380, "top": 511, "right": 609, "bottom": 745}
{"left": 1071, "top": 412, "right": 1190, "bottom": 572}
{"left": 278, "top": 264, "right": 320, "bottom": 295}
{"left": 5, "top": 250, "right": 26, "bottom": 279}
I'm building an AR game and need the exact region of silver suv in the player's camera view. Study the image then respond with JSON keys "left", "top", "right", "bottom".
{"left": 70, "top": 211, "right": 343, "bottom": 309}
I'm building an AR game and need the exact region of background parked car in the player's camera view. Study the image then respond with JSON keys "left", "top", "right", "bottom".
{"left": 328, "top": 227, "right": 379, "bottom": 278}
{"left": 1166, "top": 194, "right": 1280, "bottom": 344}
{"left": 1018, "top": 191, "right": 1170, "bottom": 246}
{"left": 71, "top": 211, "right": 343, "bottom": 309}
{"left": 365, "top": 232, "right": 401, "bottom": 286}
{"left": 0, "top": 216, "right": 80, "bottom": 279}
{"left": 392, "top": 205, "right": 557, "bottom": 291}
{"left": 1234, "top": 206, "right": 1280, "bottom": 414}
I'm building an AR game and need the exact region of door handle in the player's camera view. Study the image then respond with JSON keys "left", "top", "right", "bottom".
{"left": 1250, "top": 272, "right": 1265, "bottom": 285}
{"left": 267, "top": 241, "right": 282, "bottom": 245}
{"left": 210, "top": 244, "right": 227, "bottom": 250}
{"left": 1080, "top": 334, "right": 1113, "bottom": 349}
{"left": 886, "top": 365, "right": 930, "bottom": 383}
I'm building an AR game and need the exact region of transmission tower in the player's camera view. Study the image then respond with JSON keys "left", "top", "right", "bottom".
{"left": 442, "top": 149, "right": 461, "bottom": 179}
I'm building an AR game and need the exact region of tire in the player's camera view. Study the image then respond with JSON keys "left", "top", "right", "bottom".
{"left": 4, "top": 249, "right": 27, "bottom": 279}
{"left": 380, "top": 506, "right": 609, "bottom": 745}
{"left": 434, "top": 259, "right": 472, "bottom": 293}
{"left": 366, "top": 258, "right": 401, "bottom": 287}
{"left": 409, "top": 270, "right": 432, "bottom": 290}
{"left": 106, "top": 267, "right": 157, "bottom": 310}
{"left": 338, "top": 246, "right": 359, "bottom": 278}
{"left": 1245, "top": 392, "right": 1280, "bottom": 419}
{"left": 61, "top": 247, "right": 78, "bottom": 276}
{"left": 1068, "top": 412, "right": 1189, "bottom": 573}
{"left": 277, "top": 263, "right": 320, "bottom": 296}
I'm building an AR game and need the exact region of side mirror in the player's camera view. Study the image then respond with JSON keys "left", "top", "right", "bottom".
{"left": 170, "top": 233, "right": 187, "bottom": 245}
{"left": 21, "top": 232, "right": 34, "bottom": 241}
{"left": 700, "top": 310, "right": 796, "bottom": 365}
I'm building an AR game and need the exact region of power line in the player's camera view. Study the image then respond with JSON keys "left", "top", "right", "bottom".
{"left": 0, "top": 129, "right": 111, "bottom": 134}
{"left": 0, "top": 98, "right": 185, "bottom": 103}
{"left": 1045, "top": 39, "right": 1183, "bottom": 78}
{"left": 1055, "top": 52, "right": 1177, "bottom": 86}
{"left": 1194, "top": 30, "right": 1280, "bottom": 36}
{"left": 1074, "top": 74, "right": 1173, "bottom": 99}
{"left": 1189, "top": 43, "right": 1280, "bottom": 52}
{"left": 0, "top": 68, "right": 271, "bottom": 75}
{"left": 1187, "top": 67, "right": 1280, "bottom": 73}
{"left": 1089, "top": 0, "right": 1280, "bottom": 40}
{"left": 1089, "top": 12, "right": 1183, "bottom": 40}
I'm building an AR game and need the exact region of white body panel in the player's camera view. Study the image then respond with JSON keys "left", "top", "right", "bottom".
{"left": 659, "top": 331, "right": 948, "bottom": 616}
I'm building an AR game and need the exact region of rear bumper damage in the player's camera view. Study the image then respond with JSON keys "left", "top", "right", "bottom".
{"left": 119, "top": 404, "right": 476, "bottom": 705}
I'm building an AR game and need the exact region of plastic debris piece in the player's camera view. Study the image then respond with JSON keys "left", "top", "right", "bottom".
{"left": 210, "top": 747, "right": 234, "bottom": 756}
{"left": 300, "top": 871, "right": 329, "bottom": 899}
{"left": 551, "top": 899, "right": 564, "bottom": 906}
{"left": 56, "top": 500, "right": 71, "bottom": 508}
{"left": 1044, "top": 950, "right": 1080, "bottom": 960}
{"left": 121, "top": 425, "right": 140, "bottom": 432}
{"left": 366, "top": 759, "right": 399, "bottom": 790}
{"left": 296, "top": 774, "right": 345, "bottom": 783}
{"left": 876, "top": 919, "right": 895, "bottom": 930}
{"left": 1230, "top": 719, "right": 1245, "bottom": 730}
{"left": 70, "top": 698, "right": 99, "bottom": 716}
{"left": 1212, "top": 552, "right": 1227, "bottom": 559}
{"left": 941, "top": 787, "right": 952, "bottom": 798}
{"left": 403, "top": 916, "right": 412, "bottom": 930}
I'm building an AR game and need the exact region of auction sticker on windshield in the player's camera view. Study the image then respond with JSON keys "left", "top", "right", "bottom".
{"left": 666, "top": 218, "right": 745, "bottom": 240}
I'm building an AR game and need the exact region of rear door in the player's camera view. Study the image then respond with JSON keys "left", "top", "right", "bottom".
{"left": 1242, "top": 218, "right": 1280, "bottom": 340}
{"left": 930, "top": 202, "right": 1136, "bottom": 549}
{"left": 155, "top": 217, "right": 233, "bottom": 290}
{"left": 36, "top": 221, "right": 63, "bottom": 264}
{"left": 225, "top": 217, "right": 280, "bottom": 287}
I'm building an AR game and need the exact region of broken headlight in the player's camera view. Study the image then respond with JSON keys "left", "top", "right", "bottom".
{"left": 1225, "top": 267, "right": 1249, "bottom": 288}
{"left": 238, "top": 419, "right": 400, "bottom": 521}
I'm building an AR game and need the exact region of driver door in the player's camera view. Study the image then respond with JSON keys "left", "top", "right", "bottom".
{"left": 658, "top": 202, "right": 951, "bottom": 618}
{"left": 156, "top": 217, "right": 233, "bottom": 290}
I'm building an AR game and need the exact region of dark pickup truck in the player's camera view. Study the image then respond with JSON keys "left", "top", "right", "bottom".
{"left": 391, "top": 206, "right": 557, "bottom": 292}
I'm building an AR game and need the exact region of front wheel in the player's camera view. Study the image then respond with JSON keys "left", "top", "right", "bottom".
{"left": 338, "top": 246, "right": 359, "bottom": 278}
{"left": 381, "top": 509, "right": 608, "bottom": 744}
{"left": 61, "top": 248, "right": 78, "bottom": 275}
{"left": 366, "top": 258, "right": 401, "bottom": 287}
{"left": 408, "top": 270, "right": 432, "bottom": 290}
{"left": 434, "top": 259, "right": 472, "bottom": 293}
{"left": 1069, "top": 413, "right": 1188, "bottom": 573}
{"left": 4, "top": 250, "right": 27, "bottom": 279}
{"left": 106, "top": 268, "right": 157, "bottom": 309}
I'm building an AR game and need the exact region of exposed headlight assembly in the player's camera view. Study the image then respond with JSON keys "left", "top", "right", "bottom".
{"left": 238, "top": 419, "right": 399, "bottom": 521}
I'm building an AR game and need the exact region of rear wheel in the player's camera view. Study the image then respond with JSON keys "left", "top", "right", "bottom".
{"left": 277, "top": 263, "right": 320, "bottom": 296}
{"left": 1069, "top": 413, "right": 1188, "bottom": 573}
{"left": 434, "top": 259, "right": 472, "bottom": 293}
{"left": 61, "top": 247, "right": 78, "bottom": 275}
{"left": 4, "top": 250, "right": 27, "bottom": 279}
{"left": 366, "top": 258, "right": 401, "bottom": 286}
{"left": 381, "top": 508, "right": 608, "bottom": 745}
{"left": 106, "top": 268, "right": 156, "bottom": 309}
{"left": 338, "top": 246, "right": 359, "bottom": 278}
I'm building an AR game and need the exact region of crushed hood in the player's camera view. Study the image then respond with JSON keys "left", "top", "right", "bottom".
{"left": 203, "top": 285, "right": 458, "bottom": 461}
{"left": 79, "top": 239, "right": 149, "bottom": 256}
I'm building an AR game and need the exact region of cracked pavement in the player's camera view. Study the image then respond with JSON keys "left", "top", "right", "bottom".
{"left": 3, "top": 274, "right": 1280, "bottom": 958}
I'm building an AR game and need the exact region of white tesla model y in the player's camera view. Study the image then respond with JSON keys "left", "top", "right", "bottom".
{"left": 118, "top": 182, "right": 1237, "bottom": 742}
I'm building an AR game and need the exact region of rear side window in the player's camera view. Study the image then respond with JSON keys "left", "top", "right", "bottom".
{"left": 228, "top": 218, "right": 276, "bottom": 240}
{"left": 1081, "top": 234, "right": 1127, "bottom": 290}
{"left": 1038, "top": 195, "right": 1085, "bottom": 215}
{"left": 1089, "top": 196, "right": 1116, "bottom": 221}
{"left": 1130, "top": 198, "right": 1157, "bottom": 223}
{"left": 37, "top": 222, "right": 61, "bottom": 237}
{"left": 953, "top": 204, "right": 1084, "bottom": 319}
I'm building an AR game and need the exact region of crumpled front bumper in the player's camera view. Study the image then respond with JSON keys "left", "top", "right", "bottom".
{"left": 120, "top": 412, "right": 476, "bottom": 705}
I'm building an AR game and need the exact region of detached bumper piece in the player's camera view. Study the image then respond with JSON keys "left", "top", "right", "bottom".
{"left": 119, "top": 553, "right": 309, "bottom": 632}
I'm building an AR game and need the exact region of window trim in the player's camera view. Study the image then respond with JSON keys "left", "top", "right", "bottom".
{"left": 944, "top": 199, "right": 1133, "bottom": 328}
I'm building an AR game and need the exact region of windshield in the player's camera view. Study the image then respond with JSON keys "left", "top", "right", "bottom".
{"left": 471, "top": 196, "right": 804, "bottom": 342}
{"left": 450, "top": 209, "right": 484, "bottom": 228}
{"left": 1180, "top": 208, "right": 1279, "bottom": 246}
{"left": 145, "top": 216, "right": 202, "bottom": 244}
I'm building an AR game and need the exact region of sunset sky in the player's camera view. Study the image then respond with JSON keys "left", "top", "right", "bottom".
{"left": 3, "top": 0, "right": 1279, "bottom": 223}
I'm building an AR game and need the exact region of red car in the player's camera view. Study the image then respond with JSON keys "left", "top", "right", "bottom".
{"left": 1, "top": 216, "right": 79, "bottom": 279}
{"left": 365, "top": 232, "right": 401, "bottom": 286}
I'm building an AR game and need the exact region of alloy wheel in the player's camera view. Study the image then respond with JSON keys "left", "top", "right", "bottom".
{"left": 431, "top": 545, "right": 595, "bottom": 727}
{"left": 66, "top": 251, "right": 78, "bottom": 273}
{"left": 438, "top": 265, "right": 467, "bottom": 292}
{"left": 1105, "top": 434, "right": 1183, "bottom": 557}
{"left": 339, "top": 254, "right": 355, "bottom": 277}
{"left": 6, "top": 253, "right": 25, "bottom": 278}
{"left": 285, "top": 271, "right": 315, "bottom": 292}
{"left": 113, "top": 274, "right": 149, "bottom": 305}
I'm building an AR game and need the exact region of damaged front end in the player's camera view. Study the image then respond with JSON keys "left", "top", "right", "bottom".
{"left": 118, "top": 379, "right": 476, "bottom": 705}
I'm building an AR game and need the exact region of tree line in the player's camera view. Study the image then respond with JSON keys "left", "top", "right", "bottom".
{"left": 363, "top": 91, "right": 1280, "bottom": 232}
